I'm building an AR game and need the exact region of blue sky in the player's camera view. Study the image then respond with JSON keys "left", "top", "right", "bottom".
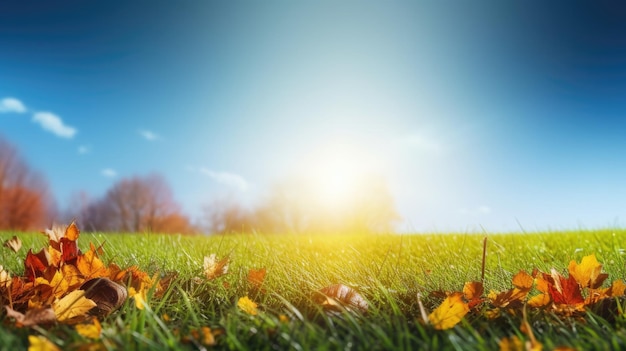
{"left": 2, "top": 1, "right": 626, "bottom": 232}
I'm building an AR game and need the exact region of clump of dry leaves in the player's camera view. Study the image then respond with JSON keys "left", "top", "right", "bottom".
{"left": 1, "top": 222, "right": 157, "bottom": 329}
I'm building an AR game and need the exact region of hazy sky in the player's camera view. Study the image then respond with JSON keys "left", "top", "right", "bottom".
{"left": 2, "top": 1, "right": 626, "bottom": 232}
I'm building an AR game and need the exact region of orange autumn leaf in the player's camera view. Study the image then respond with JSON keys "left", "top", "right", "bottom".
{"left": 237, "top": 296, "right": 258, "bottom": 315}
{"left": 128, "top": 285, "right": 148, "bottom": 310}
{"left": 463, "top": 281, "right": 484, "bottom": 309}
{"left": 489, "top": 271, "right": 534, "bottom": 308}
{"left": 247, "top": 268, "right": 267, "bottom": 289}
{"left": 428, "top": 292, "right": 469, "bottom": 330}
{"left": 203, "top": 254, "right": 229, "bottom": 280}
{"left": 568, "top": 254, "right": 608, "bottom": 289}
{"left": 189, "top": 326, "right": 217, "bottom": 346}
{"left": 4, "top": 235, "right": 22, "bottom": 252}
{"left": 77, "top": 244, "right": 109, "bottom": 280}
{"left": 512, "top": 270, "right": 534, "bottom": 290}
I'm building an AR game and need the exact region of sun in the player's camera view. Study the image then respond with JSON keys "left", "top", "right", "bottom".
{"left": 304, "top": 143, "right": 372, "bottom": 212}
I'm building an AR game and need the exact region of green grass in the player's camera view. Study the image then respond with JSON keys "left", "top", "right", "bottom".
{"left": 3, "top": 229, "right": 626, "bottom": 350}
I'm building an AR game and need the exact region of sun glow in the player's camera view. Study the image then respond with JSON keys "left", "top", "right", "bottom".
{"left": 304, "top": 143, "right": 374, "bottom": 212}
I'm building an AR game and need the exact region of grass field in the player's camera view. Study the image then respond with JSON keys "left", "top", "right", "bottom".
{"left": 3, "top": 229, "right": 626, "bottom": 350}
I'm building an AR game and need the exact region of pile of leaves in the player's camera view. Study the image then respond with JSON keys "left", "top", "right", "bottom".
{"left": 1, "top": 222, "right": 156, "bottom": 329}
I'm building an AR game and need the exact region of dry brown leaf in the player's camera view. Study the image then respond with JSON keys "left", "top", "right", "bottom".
{"left": 203, "top": 254, "right": 229, "bottom": 280}
{"left": 5, "top": 305, "right": 56, "bottom": 327}
{"left": 80, "top": 278, "right": 128, "bottom": 316}
{"left": 316, "top": 284, "right": 368, "bottom": 314}
{"left": 4, "top": 235, "right": 22, "bottom": 252}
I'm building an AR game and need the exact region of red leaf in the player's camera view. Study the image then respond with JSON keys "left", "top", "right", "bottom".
{"left": 60, "top": 237, "right": 79, "bottom": 264}
{"left": 549, "top": 273, "right": 584, "bottom": 305}
{"left": 24, "top": 249, "right": 49, "bottom": 282}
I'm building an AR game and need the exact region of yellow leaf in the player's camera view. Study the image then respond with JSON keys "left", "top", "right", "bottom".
{"left": 499, "top": 336, "right": 524, "bottom": 351}
{"left": 428, "top": 292, "right": 469, "bottom": 330}
{"left": 237, "top": 296, "right": 258, "bottom": 315}
{"left": 128, "top": 284, "right": 148, "bottom": 310}
{"left": 28, "top": 335, "right": 61, "bottom": 351}
{"left": 568, "top": 254, "right": 608, "bottom": 289}
{"left": 76, "top": 317, "right": 102, "bottom": 339}
{"left": 36, "top": 269, "right": 68, "bottom": 300}
{"left": 53, "top": 290, "right": 97, "bottom": 322}
{"left": 527, "top": 293, "right": 551, "bottom": 308}
{"left": 203, "top": 254, "right": 229, "bottom": 280}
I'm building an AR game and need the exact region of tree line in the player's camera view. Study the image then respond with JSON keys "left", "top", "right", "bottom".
{"left": 0, "top": 135, "right": 399, "bottom": 234}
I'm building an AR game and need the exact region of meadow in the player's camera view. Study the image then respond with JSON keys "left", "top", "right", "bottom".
{"left": 2, "top": 228, "right": 626, "bottom": 350}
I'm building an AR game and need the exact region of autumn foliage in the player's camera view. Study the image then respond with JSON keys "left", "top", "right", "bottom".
{"left": 0, "top": 136, "right": 53, "bottom": 231}
{"left": 1, "top": 222, "right": 157, "bottom": 328}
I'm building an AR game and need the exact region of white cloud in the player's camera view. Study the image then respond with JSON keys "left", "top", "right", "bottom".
{"left": 200, "top": 168, "right": 249, "bottom": 191}
{"left": 32, "top": 112, "right": 77, "bottom": 138}
{"left": 139, "top": 129, "right": 160, "bottom": 141}
{"left": 0, "top": 97, "right": 27, "bottom": 113}
{"left": 101, "top": 168, "right": 117, "bottom": 178}
{"left": 78, "top": 145, "right": 90, "bottom": 155}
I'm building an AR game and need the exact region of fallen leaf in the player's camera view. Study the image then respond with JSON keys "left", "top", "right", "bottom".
{"left": 6, "top": 305, "right": 56, "bottom": 327}
{"left": 238, "top": 296, "right": 258, "bottom": 315}
{"left": 80, "top": 278, "right": 128, "bottom": 316}
{"left": 316, "top": 284, "right": 368, "bottom": 314}
{"left": 4, "top": 235, "right": 22, "bottom": 252}
{"left": 463, "top": 281, "right": 484, "bottom": 308}
{"left": 28, "top": 335, "right": 61, "bottom": 351}
{"left": 76, "top": 317, "right": 102, "bottom": 339}
{"left": 77, "top": 244, "right": 109, "bottom": 280}
{"left": 247, "top": 268, "right": 266, "bottom": 289}
{"left": 203, "top": 254, "right": 229, "bottom": 280}
{"left": 499, "top": 336, "right": 524, "bottom": 351}
{"left": 53, "top": 290, "right": 97, "bottom": 322}
{"left": 24, "top": 248, "right": 50, "bottom": 282}
{"left": 568, "top": 254, "right": 608, "bottom": 289}
{"left": 0, "top": 265, "right": 11, "bottom": 289}
{"left": 190, "top": 326, "right": 216, "bottom": 346}
{"left": 547, "top": 270, "right": 584, "bottom": 307}
{"left": 128, "top": 285, "right": 147, "bottom": 310}
{"left": 489, "top": 271, "right": 534, "bottom": 308}
{"left": 428, "top": 292, "right": 469, "bottom": 330}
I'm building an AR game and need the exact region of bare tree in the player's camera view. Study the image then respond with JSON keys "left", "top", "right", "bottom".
{"left": 0, "top": 136, "right": 53, "bottom": 230}
{"left": 82, "top": 174, "right": 194, "bottom": 234}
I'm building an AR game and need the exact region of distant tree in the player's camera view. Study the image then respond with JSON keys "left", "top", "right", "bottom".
{"left": 202, "top": 197, "right": 256, "bottom": 234}
{"left": 83, "top": 174, "right": 194, "bottom": 234}
{"left": 202, "top": 175, "right": 400, "bottom": 235}
{"left": 0, "top": 136, "right": 54, "bottom": 231}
